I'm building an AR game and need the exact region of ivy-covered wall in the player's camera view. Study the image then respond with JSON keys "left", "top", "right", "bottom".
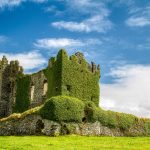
{"left": 13, "top": 49, "right": 100, "bottom": 112}
{"left": 60, "top": 50, "right": 100, "bottom": 106}
{"left": 43, "top": 52, "right": 62, "bottom": 98}
{"left": 13, "top": 75, "right": 31, "bottom": 113}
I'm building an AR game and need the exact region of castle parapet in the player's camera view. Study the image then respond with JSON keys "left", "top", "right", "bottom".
{"left": 0, "top": 56, "right": 8, "bottom": 70}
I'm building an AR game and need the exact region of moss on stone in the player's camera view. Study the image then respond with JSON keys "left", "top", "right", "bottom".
{"left": 13, "top": 75, "right": 31, "bottom": 113}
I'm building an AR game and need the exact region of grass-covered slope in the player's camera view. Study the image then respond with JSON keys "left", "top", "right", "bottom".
{"left": 1, "top": 95, "right": 150, "bottom": 136}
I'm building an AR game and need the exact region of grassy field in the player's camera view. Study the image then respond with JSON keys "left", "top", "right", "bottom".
{"left": 0, "top": 136, "right": 150, "bottom": 150}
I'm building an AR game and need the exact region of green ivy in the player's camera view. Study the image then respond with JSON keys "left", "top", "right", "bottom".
{"left": 84, "top": 101, "right": 137, "bottom": 130}
{"left": 39, "top": 96, "right": 85, "bottom": 122}
{"left": 144, "top": 122, "right": 150, "bottom": 134}
{"left": 13, "top": 49, "right": 100, "bottom": 112}
{"left": 43, "top": 49, "right": 100, "bottom": 106}
{"left": 60, "top": 49, "right": 100, "bottom": 106}
{"left": 13, "top": 75, "right": 31, "bottom": 113}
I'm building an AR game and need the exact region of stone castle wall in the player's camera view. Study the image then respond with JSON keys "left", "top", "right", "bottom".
{"left": 0, "top": 114, "right": 148, "bottom": 136}
{"left": 0, "top": 57, "right": 23, "bottom": 118}
{"left": 30, "top": 71, "right": 48, "bottom": 108}
{"left": 0, "top": 49, "right": 100, "bottom": 118}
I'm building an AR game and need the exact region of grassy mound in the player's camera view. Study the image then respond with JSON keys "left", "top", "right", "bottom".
{"left": 1, "top": 95, "right": 150, "bottom": 135}
{"left": 84, "top": 101, "right": 150, "bottom": 133}
{"left": 39, "top": 96, "right": 84, "bottom": 122}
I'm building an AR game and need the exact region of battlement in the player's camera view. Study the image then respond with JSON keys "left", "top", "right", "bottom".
{"left": 0, "top": 56, "right": 23, "bottom": 76}
{"left": 0, "top": 56, "right": 8, "bottom": 70}
{"left": 48, "top": 49, "right": 100, "bottom": 75}
{"left": 0, "top": 49, "right": 100, "bottom": 118}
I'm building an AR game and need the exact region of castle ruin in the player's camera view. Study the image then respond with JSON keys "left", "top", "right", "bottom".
{"left": 0, "top": 49, "right": 100, "bottom": 118}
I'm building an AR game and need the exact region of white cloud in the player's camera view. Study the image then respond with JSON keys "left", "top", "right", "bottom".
{"left": 31, "top": 0, "right": 47, "bottom": 3}
{"left": 34, "top": 38, "right": 84, "bottom": 49}
{"left": 0, "top": 0, "right": 47, "bottom": 9}
{"left": 0, "top": 51, "right": 47, "bottom": 71}
{"left": 126, "top": 6, "right": 150, "bottom": 27}
{"left": 126, "top": 17, "right": 150, "bottom": 27}
{"left": 65, "top": 0, "right": 109, "bottom": 16}
{"left": 101, "top": 65, "right": 150, "bottom": 118}
{"left": 51, "top": 0, "right": 112, "bottom": 33}
{"left": 52, "top": 15, "right": 112, "bottom": 33}
{"left": 0, "top": 0, "right": 22, "bottom": 8}
{"left": 34, "top": 38, "right": 102, "bottom": 49}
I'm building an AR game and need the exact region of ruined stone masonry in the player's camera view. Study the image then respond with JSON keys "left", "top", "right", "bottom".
{"left": 0, "top": 49, "right": 100, "bottom": 118}
{"left": 0, "top": 56, "right": 23, "bottom": 118}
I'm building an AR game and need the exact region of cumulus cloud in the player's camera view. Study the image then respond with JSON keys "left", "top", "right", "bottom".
{"left": 101, "top": 65, "right": 150, "bottom": 118}
{"left": 34, "top": 38, "right": 102, "bottom": 49}
{"left": 0, "top": 0, "right": 22, "bottom": 8}
{"left": 0, "top": 51, "right": 47, "bottom": 71}
{"left": 51, "top": 0, "right": 112, "bottom": 33}
{"left": 52, "top": 15, "right": 112, "bottom": 33}
{"left": 126, "top": 6, "right": 150, "bottom": 27}
{"left": 0, "top": 0, "right": 47, "bottom": 9}
{"left": 34, "top": 38, "right": 85, "bottom": 49}
{"left": 126, "top": 17, "right": 150, "bottom": 27}
{"left": 64, "top": 0, "right": 109, "bottom": 16}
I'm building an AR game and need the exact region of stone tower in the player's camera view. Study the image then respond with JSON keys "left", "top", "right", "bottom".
{"left": 0, "top": 49, "right": 100, "bottom": 118}
{"left": 0, "top": 56, "right": 23, "bottom": 118}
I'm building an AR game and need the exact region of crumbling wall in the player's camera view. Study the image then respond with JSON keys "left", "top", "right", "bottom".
{"left": 0, "top": 49, "right": 100, "bottom": 116}
{"left": 0, "top": 57, "right": 23, "bottom": 117}
{"left": 30, "top": 71, "right": 48, "bottom": 108}
{"left": 43, "top": 55, "right": 62, "bottom": 98}
{"left": 0, "top": 114, "right": 148, "bottom": 136}
{"left": 0, "top": 60, "right": 2, "bottom": 105}
{"left": 0, "top": 56, "right": 10, "bottom": 118}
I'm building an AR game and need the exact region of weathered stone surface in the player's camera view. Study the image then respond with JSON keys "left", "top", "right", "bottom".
{"left": 0, "top": 57, "right": 23, "bottom": 118}
{"left": 30, "top": 71, "right": 47, "bottom": 108}
{"left": 0, "top": 114, "right": 148, "bottom": 136}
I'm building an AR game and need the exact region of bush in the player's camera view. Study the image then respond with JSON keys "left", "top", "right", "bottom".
{"left": 84, "top": 101, "right": 99, "bottom": 122}
{"left": 144, "top": 122, "right": 150, "bottom": 134}
{"left": 84, "top": 101, "right": 137, "bottom": 130}
{"left": 116, "top": 113, "right": 136, "bottom": 130}
{"left": 39, "top": 96, "right": 84, "bottom": 122}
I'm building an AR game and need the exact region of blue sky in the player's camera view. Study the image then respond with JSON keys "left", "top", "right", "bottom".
{"left": 0, "top": 0, "right": 150, "bottom": 117}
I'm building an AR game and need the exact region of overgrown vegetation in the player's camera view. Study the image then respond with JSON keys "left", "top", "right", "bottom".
{"left": 144, "top": 121, "right": 150, "bottom": 134}
{"left": 39, "top": 96, "right": 84, "bottom": 122}
{"left": 13, "top": 75, "right": 31, "bottom": 113}
{"left": 13, "top": 49, "right": 100, "bottom": 113}
{"left": 84, "top": 101, "right": 138, "bottom": 130}
{"left": 61, "top": 50, "right": 100, "bottom": 106}
{"left": 0, "top": 106, "right": 41, "bottom": 122}
{"left": 1, "top": 95, "right": 150, "bottom": 135}
{"left": 43, "top": 55, "right": 62, "bottom": 98}
{"left": 43, "top": 49, "right": 100, "bottom": 106}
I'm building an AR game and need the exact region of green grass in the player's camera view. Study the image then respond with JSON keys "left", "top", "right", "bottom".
{"left": 0, "top": 136, "right": 150, "bottom": 150}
